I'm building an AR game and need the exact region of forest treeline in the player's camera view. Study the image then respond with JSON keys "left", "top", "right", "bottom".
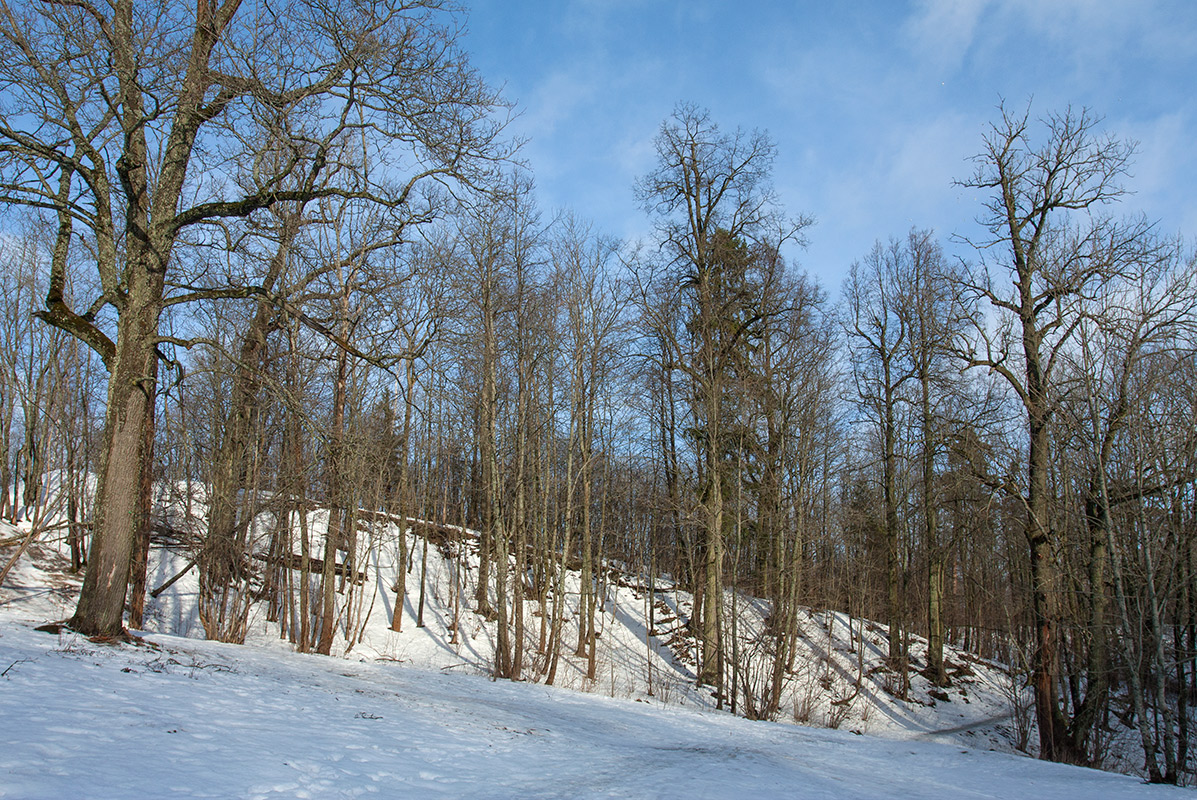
{"left": 0, "top": 0, "right": 1194, "bottom": 781}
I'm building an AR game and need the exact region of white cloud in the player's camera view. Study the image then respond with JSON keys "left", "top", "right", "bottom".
{"left": 884, "top": 113, "right": 980, "bottom": 209}
{"left": 966, "top": 0, "right": 1197, "bottom": 87}
{"left": 521, "top": 69, "right": 600, "bottom": 139}
{"left": 1113, "top": 111, "right": 1197, "bottom": 237}
{"left": 901, "top": 0, "right": 992, "bottom": 74}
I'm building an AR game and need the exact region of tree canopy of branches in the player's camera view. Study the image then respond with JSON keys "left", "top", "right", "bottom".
{"left": 959, "top": 103, "right": 1163, "bottom": 765}
{"left": 0, "top": 0, "right": 510, "bottom": 637}
{"left": 3, "top": 38, "right": 1197, "bottom": 782}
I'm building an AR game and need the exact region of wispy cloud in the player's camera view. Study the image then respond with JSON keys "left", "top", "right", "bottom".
{"left": 901, "top": 0, "right": 992, "bottom": 74}
{"left": 465, "top": 1, "right": 1197, "bottom": 290}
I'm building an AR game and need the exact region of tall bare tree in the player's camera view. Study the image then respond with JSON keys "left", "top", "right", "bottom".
{"left": 896, "top": 230, "right": 968, "bottom": 687}
{"left": 959, "top": 103, "right": 1151, "bottom": 763}
{"left": 1060, "top": 241, "right": 1197, "bottom": 779}
{"left": 843, "top": 240, "right": 915, "bottom": 694}
{"left": 0, "top": 0, "right": 509, "bottom": 636}
{"left": 636, "top": 103, "right": 809, "bottom": 687}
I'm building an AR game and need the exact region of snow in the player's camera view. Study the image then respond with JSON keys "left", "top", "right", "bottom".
{"left": 0, "top": 515, "right": 1181, "bottom": 797}
{"left": 128, "top": 508, "right": 1031, "bottom": 752}
{"left": 0, "top": 622, "right": 1180, "bottom": 799}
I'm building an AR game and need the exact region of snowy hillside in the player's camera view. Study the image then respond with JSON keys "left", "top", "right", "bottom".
{"left": 0, "top": 515, "right": 1163, "bottom": 795}
{"left": 145, "top": 511, "right": 1023, "bottom": 750}
{"left": 0, "top": 621, "right": 1184, "bottom": 799}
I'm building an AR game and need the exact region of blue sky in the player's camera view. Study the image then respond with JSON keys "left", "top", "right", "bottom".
{"left": 463, "top": 1, "right": 1197, "bottom": 291}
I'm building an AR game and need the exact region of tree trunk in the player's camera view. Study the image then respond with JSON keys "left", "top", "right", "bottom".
{"left": 70, "top": 288, "right": 162, "bottom": 637}
{"left": 700, "top": 454, "right": 723, "bottom": 687}
{"left": 1068, "top": 491, "right": 1109, "bottom": 757}
{"left": 317, "top": 346, "right": 349, "bottom": 656}
{"left": 203, "top": 291, "right": 286, "bottom": 625}
{"left": 923, "top": 388, "right": 946, "bottom": 687}
{"left": 126, "top": 357, "right": 159, "bottom": 630}
{"left": 1026, "top": 408, "right": 1078, "bottom": 762}
{"left": 883, "top": 373, "right": 907, "bottom": 696}
{"left": 390, "top": 356, "right": 418, "bottom": 633}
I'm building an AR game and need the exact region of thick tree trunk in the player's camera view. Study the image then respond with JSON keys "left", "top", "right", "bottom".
{"left": 126, "top": 357, "right": 159, "bottom": 630}
{"left": 927, "top": 552, "right": 946, "bottom": 685}
{"left": 64, "top": 0, "right": 217, "bottom": 637}
{"left": 1068, "top": 492, "right": 1109, "bottom": 756}
{"left": 1026, "top": 411, "right": 1080, "bottom": 763}
{"left": 700, "top": 461, "right": 723, "bottom": 687}
{"left": 70, "top": 286, "right": 162, "bottom": 637}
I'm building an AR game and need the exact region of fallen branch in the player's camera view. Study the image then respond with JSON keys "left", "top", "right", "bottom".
{"left": 0, "top": 525, "right": 42, "bottom": 589}
{"left": 150, "top": 557, "right": 199, "bottom": 599}
{"left": 2, "top": 658, "right": 33, "bottom": 677}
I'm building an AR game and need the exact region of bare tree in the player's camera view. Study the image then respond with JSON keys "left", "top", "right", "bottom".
{"left": 896, "top": 230, "right": 969, "bottom": 687}
{"left": 553, "top": 214, "right": 627, "bottom": 682}
{"left": 959, "top": 102, "right": 1151, "bottom": 763}
{"left": 842, "top": 240, "right": 915, "bottom": 694}
{"left": 751, "top": 268, "right": 835, "bottom": 718}
{"left": 1060, "top": 242, "right": 1197, "bottom": 780}
{"left": 0, "top": 0, "right": 509, "bottom": 636}
{"left": 636, "top": 103, "right": 809, "bottom": 687}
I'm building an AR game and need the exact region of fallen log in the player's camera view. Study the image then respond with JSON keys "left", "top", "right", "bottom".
{"left": 253, "top": 552, "right": 367, "bottom": 584}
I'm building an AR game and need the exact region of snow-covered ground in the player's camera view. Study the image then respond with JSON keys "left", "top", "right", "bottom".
{"left": 0, "top": 513, "right": 1177, "bottom": 796}
{"left": 131, "top": 506, "right": 1031, "bottom": 752}
{"left": 0, "top": 621, "right": 1182, "bottom": 799}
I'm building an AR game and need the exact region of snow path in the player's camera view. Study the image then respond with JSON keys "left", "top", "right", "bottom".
{"left": 0, "top": 622, "right": 1181, "bottom": 799}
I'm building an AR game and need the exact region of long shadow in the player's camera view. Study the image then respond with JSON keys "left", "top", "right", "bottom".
{"left": 607, "top": 590, "right": 697, "bottom": 683}
{"left": 369, "top": 536, "right": 488, "bottom": 670}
